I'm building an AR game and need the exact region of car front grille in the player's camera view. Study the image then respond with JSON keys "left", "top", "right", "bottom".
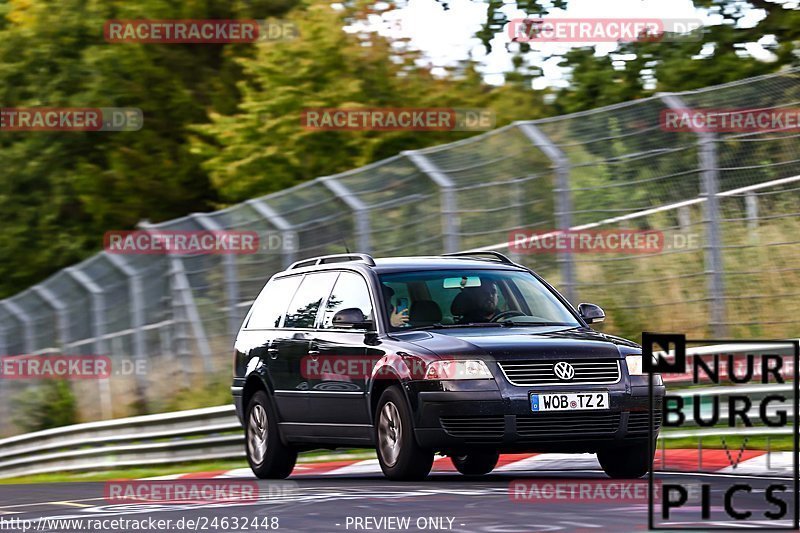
{"left": 627, "top": 409, "right": 662, "bottom": 435}
{"left": 516, "top": 412, "right": 621, "bottom": 439}
{"left": 498, "top": 359, "right": 621, "bottom": 386}
{"left": 440, "top": 416, "right": 505, "bottom": 441}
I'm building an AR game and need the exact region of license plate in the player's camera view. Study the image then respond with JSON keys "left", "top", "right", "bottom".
{"left": 530, "top": 392, "right": 609, "bottom": 412}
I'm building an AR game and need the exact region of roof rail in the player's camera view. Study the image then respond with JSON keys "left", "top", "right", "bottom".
{"left": 441, "top": 251, "right": 515, "bottom": 264}
{"left": 287, "top": 253, "right": 376, "bottom": 270}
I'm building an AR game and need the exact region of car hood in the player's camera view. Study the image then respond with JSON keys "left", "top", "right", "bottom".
{"left": 393, "top": 326, "right": 640, "bottom": 361}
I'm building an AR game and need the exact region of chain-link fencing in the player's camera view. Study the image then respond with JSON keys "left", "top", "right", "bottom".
{"left": 0, "top": 67, "right": 798, "bottom": 435}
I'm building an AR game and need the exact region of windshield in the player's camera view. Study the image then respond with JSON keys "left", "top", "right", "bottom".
{"left": 379, "top": 269, "right": 581, "bottom": 331}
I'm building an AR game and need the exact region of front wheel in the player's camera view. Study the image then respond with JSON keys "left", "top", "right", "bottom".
{"left": 246, "top": 390, "right": 297, "bottom": 479}
{"left": 375, "top": 386, "right": 434, "bottom": 481}
{"left": 597, "top": 440, "right": 654, "bottom": 479}
{"left": 451, "top": 451, "right": 500, "bottom": 476}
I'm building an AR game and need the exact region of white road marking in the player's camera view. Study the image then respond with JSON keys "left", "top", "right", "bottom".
{"left": 496, "top": 453, "right": 601, "bottom": 472}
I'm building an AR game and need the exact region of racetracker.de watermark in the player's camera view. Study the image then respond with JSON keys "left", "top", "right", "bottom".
{"left": 0, "top": 355, "right": 111, "bottom": 379}
{"left": 104, "top": 230, "right": 298, "bottom": 255}
{"left": 508, "top": 229, "right": 700, "bottom": 254}
{"left": 0, "top": 108, "right": 142, "bottom": 131}
{"left": 661, "top": 108, "right": 800, "bottom": 132}
{"left": 300, "top": 108, "right": 495, "bottom": 131}
{"left": 104, "top": 19, "right": 297, "bottom": 43}
{"left": 509, "top": 479, "right": 660, "bottom": 503}
{"left": 508, "top": 18, "right": 702, "bottom": 43}
{"left": 105, "top": 480, "right": 273, "bottom": 504}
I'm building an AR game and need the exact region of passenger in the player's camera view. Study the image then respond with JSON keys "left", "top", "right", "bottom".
{"left": 382, "top": 284, "right": 409, "bottom": 327}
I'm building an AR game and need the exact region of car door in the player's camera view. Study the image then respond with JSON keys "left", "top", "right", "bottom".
{"left": 306, "top": 270, "right": 377, "bottom": 430}
{"left": 244, "top": 274, "right": 303, "bottom": 422}
{"left": 276, "top": 271, "right": 339, "bottom": 425}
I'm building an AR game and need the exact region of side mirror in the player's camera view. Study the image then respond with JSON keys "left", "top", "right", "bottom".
{"left": 578, "top": 303, "right": 605, "bottom": 324}
{"left": 331, "top": 308, "right": 373, "bottom": 330}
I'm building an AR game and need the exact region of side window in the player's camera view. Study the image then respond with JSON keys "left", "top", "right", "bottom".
{"left": 321, "top": 272, "right": 374, "bottom": 329}
{"left": 283, "top": 272, "right": 339, "bottom": 329}
{"left": 246, "top": 275, "right": 303, "bottom": 329}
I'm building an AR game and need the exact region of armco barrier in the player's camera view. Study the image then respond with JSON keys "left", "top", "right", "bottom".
{"left": 0, "top": 405, "right": 242, "bottom": 479}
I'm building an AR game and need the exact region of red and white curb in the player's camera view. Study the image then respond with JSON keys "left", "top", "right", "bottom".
{"left": 144, "top": 450, "right": 794, "bottom": 480}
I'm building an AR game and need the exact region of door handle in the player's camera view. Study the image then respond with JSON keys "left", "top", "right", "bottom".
{"left": 267, "top": 347, "right": 279, "bottom": 360}
{"left": 308, "top": 349, "right": 320, "bottom": 360}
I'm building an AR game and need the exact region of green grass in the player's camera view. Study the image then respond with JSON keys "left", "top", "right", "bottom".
{"left": 661, "top": 434, "right": 793, "bottom": 451}
{"left": 0, "top": 448, "right": 377, "bottom": 485}
{"left": 0, "top": 460, "right": 247, "bottom": 485}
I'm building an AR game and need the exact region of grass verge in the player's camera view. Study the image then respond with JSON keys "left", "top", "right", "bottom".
{"left": 0, "top": 448, "right": 376, "bottom": 485}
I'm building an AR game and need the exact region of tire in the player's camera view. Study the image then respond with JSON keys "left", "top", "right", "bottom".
{"left": 245, "top": 390, "right": 297, "bottom": 479}
{"left": 451, "top": 451, "right": 500, "bottom": 476}
{"left": 375, "top": 386, "right": 434, "bottom": 481}
{"left": 597, "top": 440, "right": 654, "bottom": 479}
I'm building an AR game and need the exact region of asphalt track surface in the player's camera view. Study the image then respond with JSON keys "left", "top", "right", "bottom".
{"left": 0, "top": 470, "right": 796, "bottom": 533}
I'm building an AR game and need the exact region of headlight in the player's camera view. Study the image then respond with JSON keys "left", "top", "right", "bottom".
{"left": 425, "top": 360, "right": 492, "bottom": 380}
{"left": 626, "top": 355, "right": 644, "bottom": 376}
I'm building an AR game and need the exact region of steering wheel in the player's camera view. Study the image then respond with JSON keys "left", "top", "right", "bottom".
{"left": 491, "top": 310, "right": 526, "bottom": 322}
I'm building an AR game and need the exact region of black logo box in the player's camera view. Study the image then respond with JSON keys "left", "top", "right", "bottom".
{"left": 644, "top": 333, "right": 800, "bottom": 530}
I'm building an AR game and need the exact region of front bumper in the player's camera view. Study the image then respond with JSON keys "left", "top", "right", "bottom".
{"left": 407, "top": 371, "right": 664, "bottom": 453}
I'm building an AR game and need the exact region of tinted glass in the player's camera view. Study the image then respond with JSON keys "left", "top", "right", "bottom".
{"left": 321, "top": 272, "right": 374, "bottom": 329}
{"left": 283, "top": 272, "right": 339, "bottom": 329}
{"left": 246, "top": 275, "right": 303, "bottom": 329}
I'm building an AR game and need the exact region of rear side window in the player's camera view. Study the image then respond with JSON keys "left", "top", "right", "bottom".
{"left": 321, "top": 272, "right": 374, "bottom": 329}
{"left": 246, "top": 275, "right": 303, "bottom": 329}
{"left": 283, "top": 272, "right": 339, "bottom": 329}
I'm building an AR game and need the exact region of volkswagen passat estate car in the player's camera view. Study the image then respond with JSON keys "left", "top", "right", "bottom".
{"left": 232, "top": 252, "right": 664, "bottom": 481}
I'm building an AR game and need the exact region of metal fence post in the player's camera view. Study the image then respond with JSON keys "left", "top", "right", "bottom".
{"left": 65, "top": 267, "right": 112, "bottom": 419}
{"left": 517, "top": 122, "right": 576, "bottom": 303}
{"left": 0, "top": 299, "right": 34, "bottom": 435}
{"left": 104, "top": 253, "right": 149, "bottom": 411}
{"left": 1, "top": 300, "right": 35, "bottom": 354}
{"left": 137, "top": 223, "right": 214, "bottom": 373}
{"left": 403, "top": 150, "right": 460, "bottom": 253}
{"left": 31, "top": 286, "right": 69, "bottom": 351}
{"left": 246, "top": 199, "right": 298, "bottom": 269}
{"left": 321, "top": 176, "right": 371, "bottom": 253}
{"left": 661, "top": 94, "right": 727, "bottom": 337}
{"left": 168, "top": 255, "right": 214, "bottom": 373}
{"left": 745, "top": 191, "right": 759, "bottom": 241}
{"left": 192, "top": 214, "right": 242, "bottom": 339}
{"left": 0, "top": 316, "right": 7, "bottom": 436}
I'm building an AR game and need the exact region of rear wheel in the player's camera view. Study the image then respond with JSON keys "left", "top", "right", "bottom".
{"left": 246, "top": 390, "right": 297, "bottom": 479}
{"left": 451, "top": 451, "right": 500, "bottom": 476}
{"left": 597, "top": 440, "right": 654, "bottom": 479}
{"left": 375, "top": 386, "right": 434, "bottom": 481}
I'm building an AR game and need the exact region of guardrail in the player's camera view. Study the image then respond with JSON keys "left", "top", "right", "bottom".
{"left": 0, "top": 405, "right": 243, "bottom": 479}
{"left": 0, "top": 341, "right": 795, "bottom": 479}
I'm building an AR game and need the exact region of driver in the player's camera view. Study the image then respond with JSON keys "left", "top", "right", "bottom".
{"left": 454, "top": 281, "right": 499, "bottom": 323}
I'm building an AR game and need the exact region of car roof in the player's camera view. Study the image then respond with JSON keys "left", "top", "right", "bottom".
{"left": 278, "top": 255, "right": 529, "bottom": 276}
{"left": 372, "top": 256, "right": 527, "bottom": 273}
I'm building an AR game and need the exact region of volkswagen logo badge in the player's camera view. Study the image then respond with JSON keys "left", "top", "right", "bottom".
{"left": 553, "top": 361, "right": 575, "bottom": 381}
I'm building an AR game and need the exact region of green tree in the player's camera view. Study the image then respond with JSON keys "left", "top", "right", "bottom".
{"left": 0, "top": 0, "right": 296, "bottom": 297}
{"left": 475, "top": 0, "right": 798, "bottom": 110}
{"left": 193, "top": 2, "right": 550, "bottom": 203}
